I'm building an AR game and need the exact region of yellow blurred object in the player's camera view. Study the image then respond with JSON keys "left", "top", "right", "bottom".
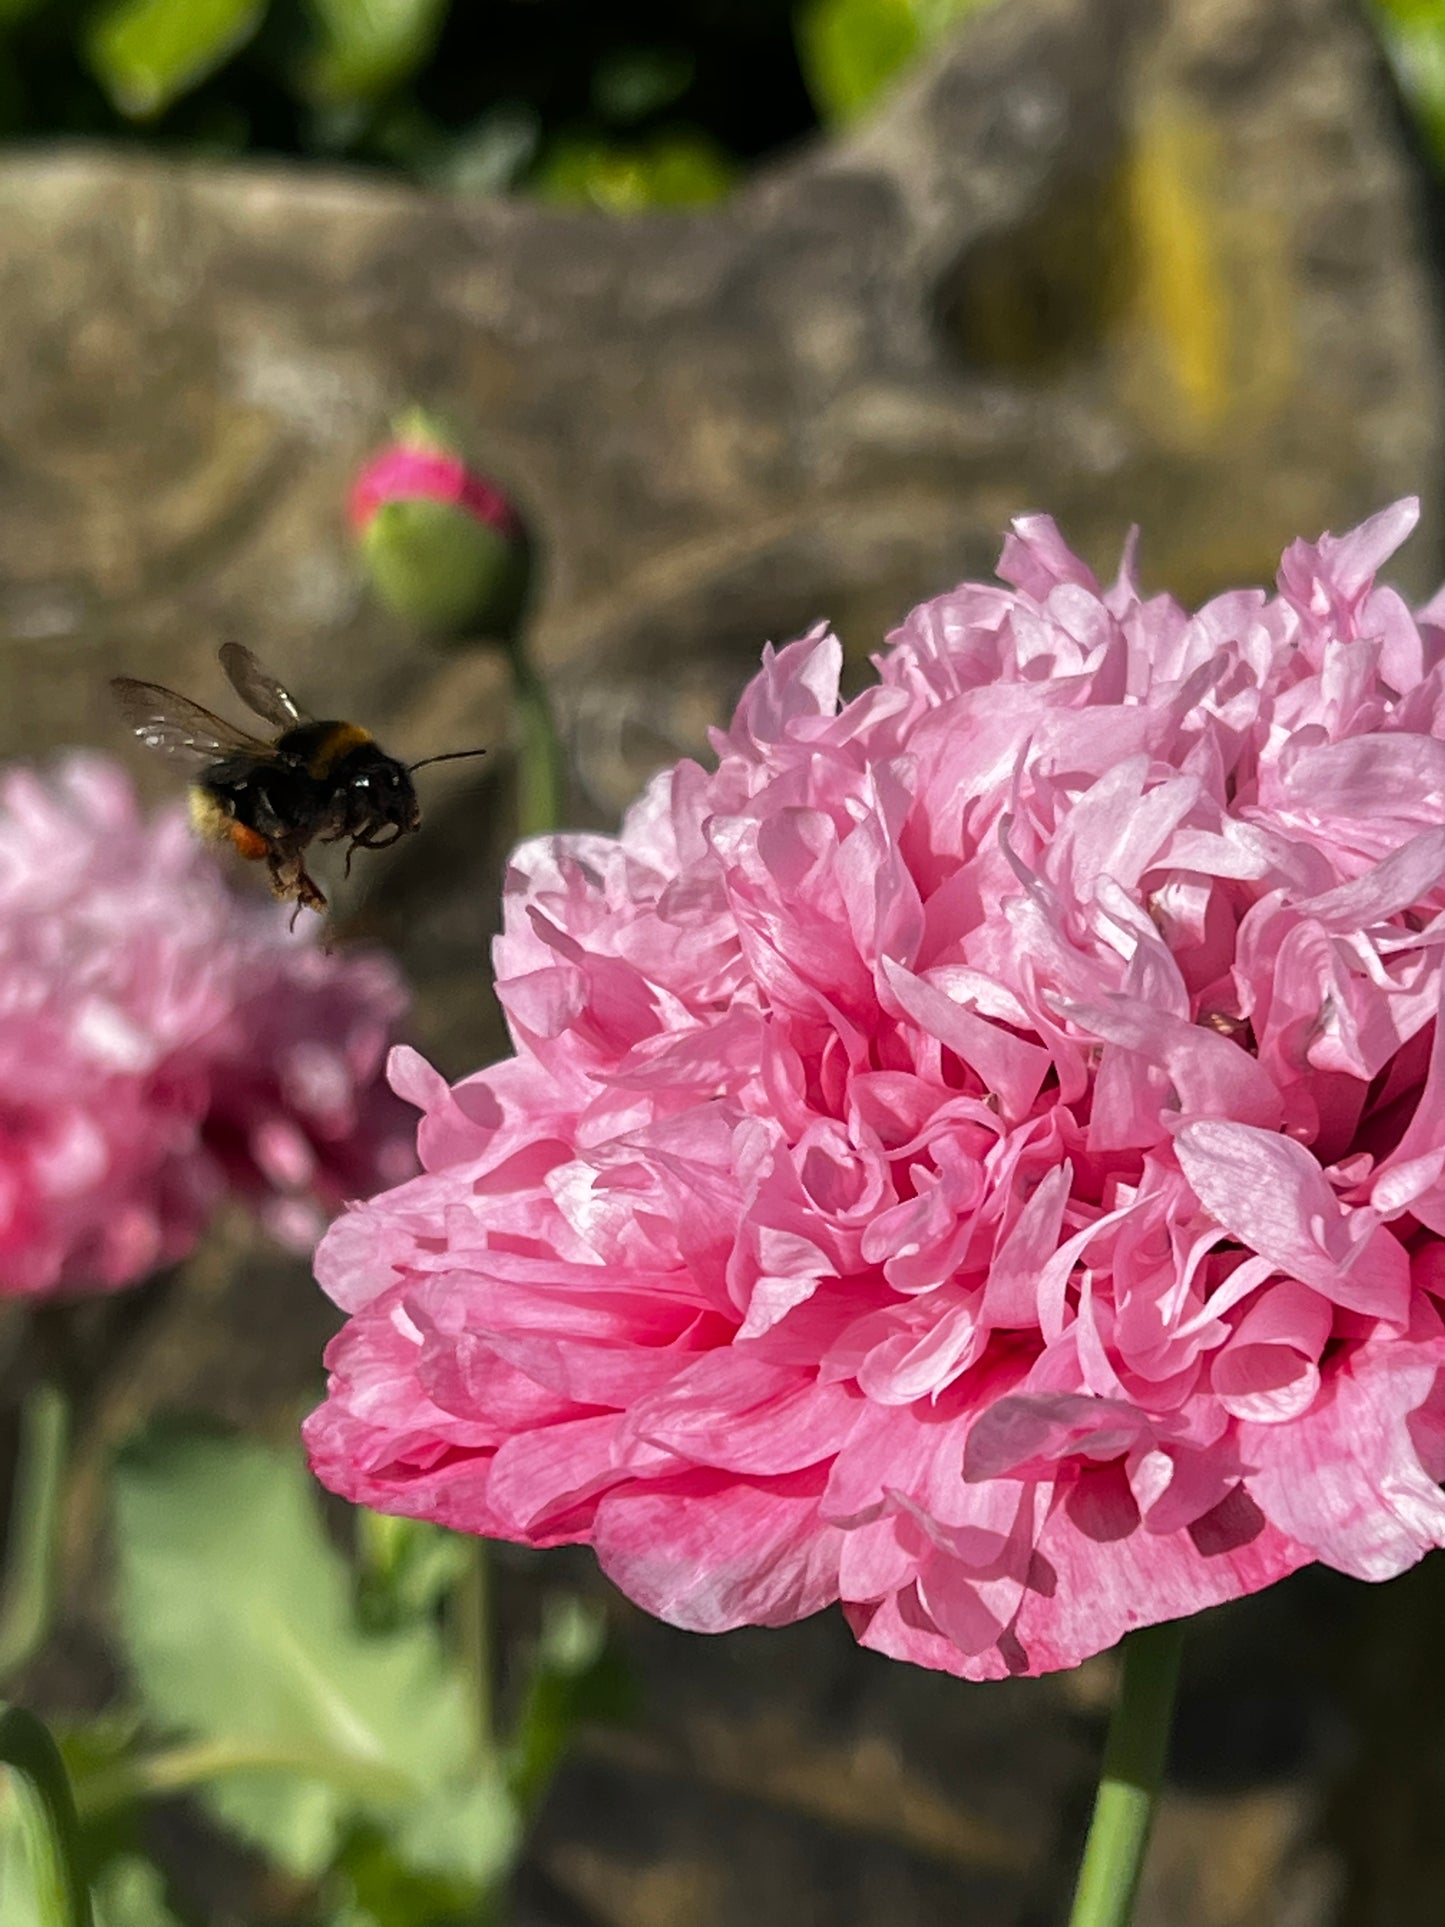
{"left": 1121, "top": 102, "right": 1295, "bottom": 449}
{"left": 1126, "top": 110, "right": 1229, "bottom": 430}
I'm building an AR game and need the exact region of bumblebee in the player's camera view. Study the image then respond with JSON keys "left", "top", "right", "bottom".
{"left": 113, "top": 642, "right": 481, "bottom": 915}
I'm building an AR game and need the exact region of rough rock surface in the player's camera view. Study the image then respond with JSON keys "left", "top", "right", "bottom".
{"left": 0, "top": 0, "right": 1436, "bottom": 1918}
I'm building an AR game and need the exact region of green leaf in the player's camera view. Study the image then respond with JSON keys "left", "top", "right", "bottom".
{"left": 355, "top": 1512, "right": 471, "bottom": 1635}
{"left": 1, "top": 1828, "right": 180, "bottom": 1927}
{"left": 794, "top": 0, "right": 997, "bottom": 126}
{"left": 0, "top": 1780, "right": 43, "bottom": 1927}
{"left": 301, "top": 0, "right": 451, "bottom": 104}
{"left": 1373, "top": 0, "right": 1445, "bottom": 22}
{"left": 506, "top": 1597, "right": 633, "bottom": 1818}
{"left": 591, "top": 48, "right": 694, "bottom": 126}
{"left": 92, "top": 1857, "right": 181, "bottom": 1927}
{"left": 0, "top": 1705, "right": 94, "bottom": 1927}
{"left": 389, "top": 1775, "right": 517, "bottom": 1886}
{"left": 428, "top": 106, "right": 540, "bottom": 195}
{"left": 53, "top": 1718, "right": 145, "bottom": 1883}
{"left": 85, "top": 0, "right": 268, "bottom": 120}
{"left": 1369, "top": 1, "right": 1445, "bottom": 169}
{"left": 111, "top": 1425, "right": 515, "bottom": 1881}
{"left": 534, "top": 130, "right": 735, "bottom": 211}
{"left": 325, "top": 1825, "right": 478, "bottom": 1927}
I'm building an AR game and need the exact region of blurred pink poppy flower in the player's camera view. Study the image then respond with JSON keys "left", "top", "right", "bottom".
{"left": 307, "top": 500, "right": 1445, "bottom": 1678}
{"left": 0, "top": 755, "right": 415, "bottom": 1296}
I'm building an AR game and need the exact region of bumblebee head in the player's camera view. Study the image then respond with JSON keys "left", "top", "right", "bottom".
{"left": 348, "top": 754, "right": 420, "bottom": 834}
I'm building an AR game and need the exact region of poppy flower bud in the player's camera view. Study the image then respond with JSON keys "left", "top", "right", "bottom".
{"left": 349, "top": 413, "right": 532, "bottom": 641}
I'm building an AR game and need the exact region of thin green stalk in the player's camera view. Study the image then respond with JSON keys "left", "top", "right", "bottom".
{"left": 509, "top": 653, "right": 565, "bottom": 838}
{"left": 456, "top": 1539, "right": 495, "bottom": 1768}
{"left": 1067, "top": 1619, "right": 1185, "bottom": 1927}
{"left": 0, "top": 1702, "right": 93, "bottom": 1927}
{"left": 0, "top": 1385, "right": 69, "bottom": 1682}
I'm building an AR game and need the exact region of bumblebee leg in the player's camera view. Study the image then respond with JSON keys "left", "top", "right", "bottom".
{"left": 343, "top": 823, "right": 407, "bottom": 875}
{"left": 294, "top": 862, "right": 328, "bottom": 916}
{"left": 343, "top": 832, "right": 378, "bottom": 877}
{"left": 266, "top": 849, "right": 328, "bottom": 917}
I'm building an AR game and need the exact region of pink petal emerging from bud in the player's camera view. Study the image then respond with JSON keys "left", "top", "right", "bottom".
{"left": 308, "top": 499, "right": 1445, "bottom": 1678}
{"left": 349, "top": 446, "right": 521, "bottom": 542}
{"left": 349, "top": 425, "right": 531, "bottom": 638}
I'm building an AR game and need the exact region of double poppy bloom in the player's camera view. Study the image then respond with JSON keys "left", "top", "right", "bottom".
{"left": 308, "top": 501, "right": 1445, "bottom": 1678}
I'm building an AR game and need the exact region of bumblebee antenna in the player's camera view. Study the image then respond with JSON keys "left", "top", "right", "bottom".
{"left": 407, "top": 748, "right": 488, "bottom": 772}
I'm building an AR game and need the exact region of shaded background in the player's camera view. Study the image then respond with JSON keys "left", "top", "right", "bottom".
{"left": 3, "top": 0, "right": 1445, "bottom": 1920}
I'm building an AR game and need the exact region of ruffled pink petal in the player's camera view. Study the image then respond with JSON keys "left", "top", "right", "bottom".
{"left": 592, "top": 1469, "right": 847, "bottom": 1632}
{"left": 1240, "top": 1312, "right": 1445, "bottom": 1580}
{"left": 1175, "top": 1121, "right": 1410, "bottom": 1323}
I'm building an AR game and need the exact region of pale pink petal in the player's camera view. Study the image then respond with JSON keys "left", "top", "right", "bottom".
{"left": 1175, "top": 1120, "right": 1410, "bottom": 1322}
{"left": 1241, "top": 1323, "right": 1445, "bottom": 1579}
{"left": 592, "top": 1470, "right": 846, "bottom": 1632}
{"left": 621, "top": 1355, "right": 860, "bottom": 1474}
{"left": 1210, "top": 1282, "right": 1334, "bottom": 1423}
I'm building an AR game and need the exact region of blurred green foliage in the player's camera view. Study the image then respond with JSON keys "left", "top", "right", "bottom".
{"left": 0, "top": 0, "right": 807, "bottom": 201}
{"left": 795, "top": 0, "right": 994, "bottom": 124}
{"left": 0, "top": 0, "right": 1439, "bottom": 210}
{"left": 0, "top": 1420, "right": 628, "bottom": 1923}
{"left": 301, "top": 0, "right": 450, "bottom": 106}
{"left": 534, "top": 126, "right": 736, "bottom": 209}
{"left": 0, "top": 0, "right": 1013, "bottom": 209}
{"left": 1372, "top": 0, "right": 1445, "bottom": 169}
{"left": 0, "top": 0, "right": 1434, "bottom": 212}
{"left": 85, "top": 0, "right": 267, "bottom": 119}
{"left": 111, "top": 1424, "right": 515, "bottom": 1885}
{"left": 91, "top": 1855, "right": 181, "bottom": 1927}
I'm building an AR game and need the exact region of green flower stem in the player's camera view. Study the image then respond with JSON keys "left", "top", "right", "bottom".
{"left": 509, "top": 652, "right": 566, "bottom": 839}
{"left": 470, "top": 633, "right": 566, "bottom": 1776}
{"left": 1067, "top": 1619, "right": 1185, "bottom": 1927}
{"left": 0, "top": 1385, "right": 70, "bottom": 1683}
{"left": 456, "top": 1538, "right": 495, "bottom": 1768}
{"left": 0, "top": 1702, "right": 93, "bottom": 1927}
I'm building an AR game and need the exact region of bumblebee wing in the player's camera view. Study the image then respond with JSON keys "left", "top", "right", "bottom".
{"left": 111, "top": 678, "right": 277, "bottom": 768}
{"left": 219, "top": 642, "right": 309, "bottom": 729}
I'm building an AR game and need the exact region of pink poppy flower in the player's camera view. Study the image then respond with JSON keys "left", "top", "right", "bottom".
{"left": 0, "top": 755, "right": 414, "bottom": 1296}
{"left": 306, "top": 501, "right": 1445, "bottom": 1678}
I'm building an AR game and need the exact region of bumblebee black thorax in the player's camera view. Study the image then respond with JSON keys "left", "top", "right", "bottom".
{"left": 276, "top": 720, "right": 376, "bottom": 778}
